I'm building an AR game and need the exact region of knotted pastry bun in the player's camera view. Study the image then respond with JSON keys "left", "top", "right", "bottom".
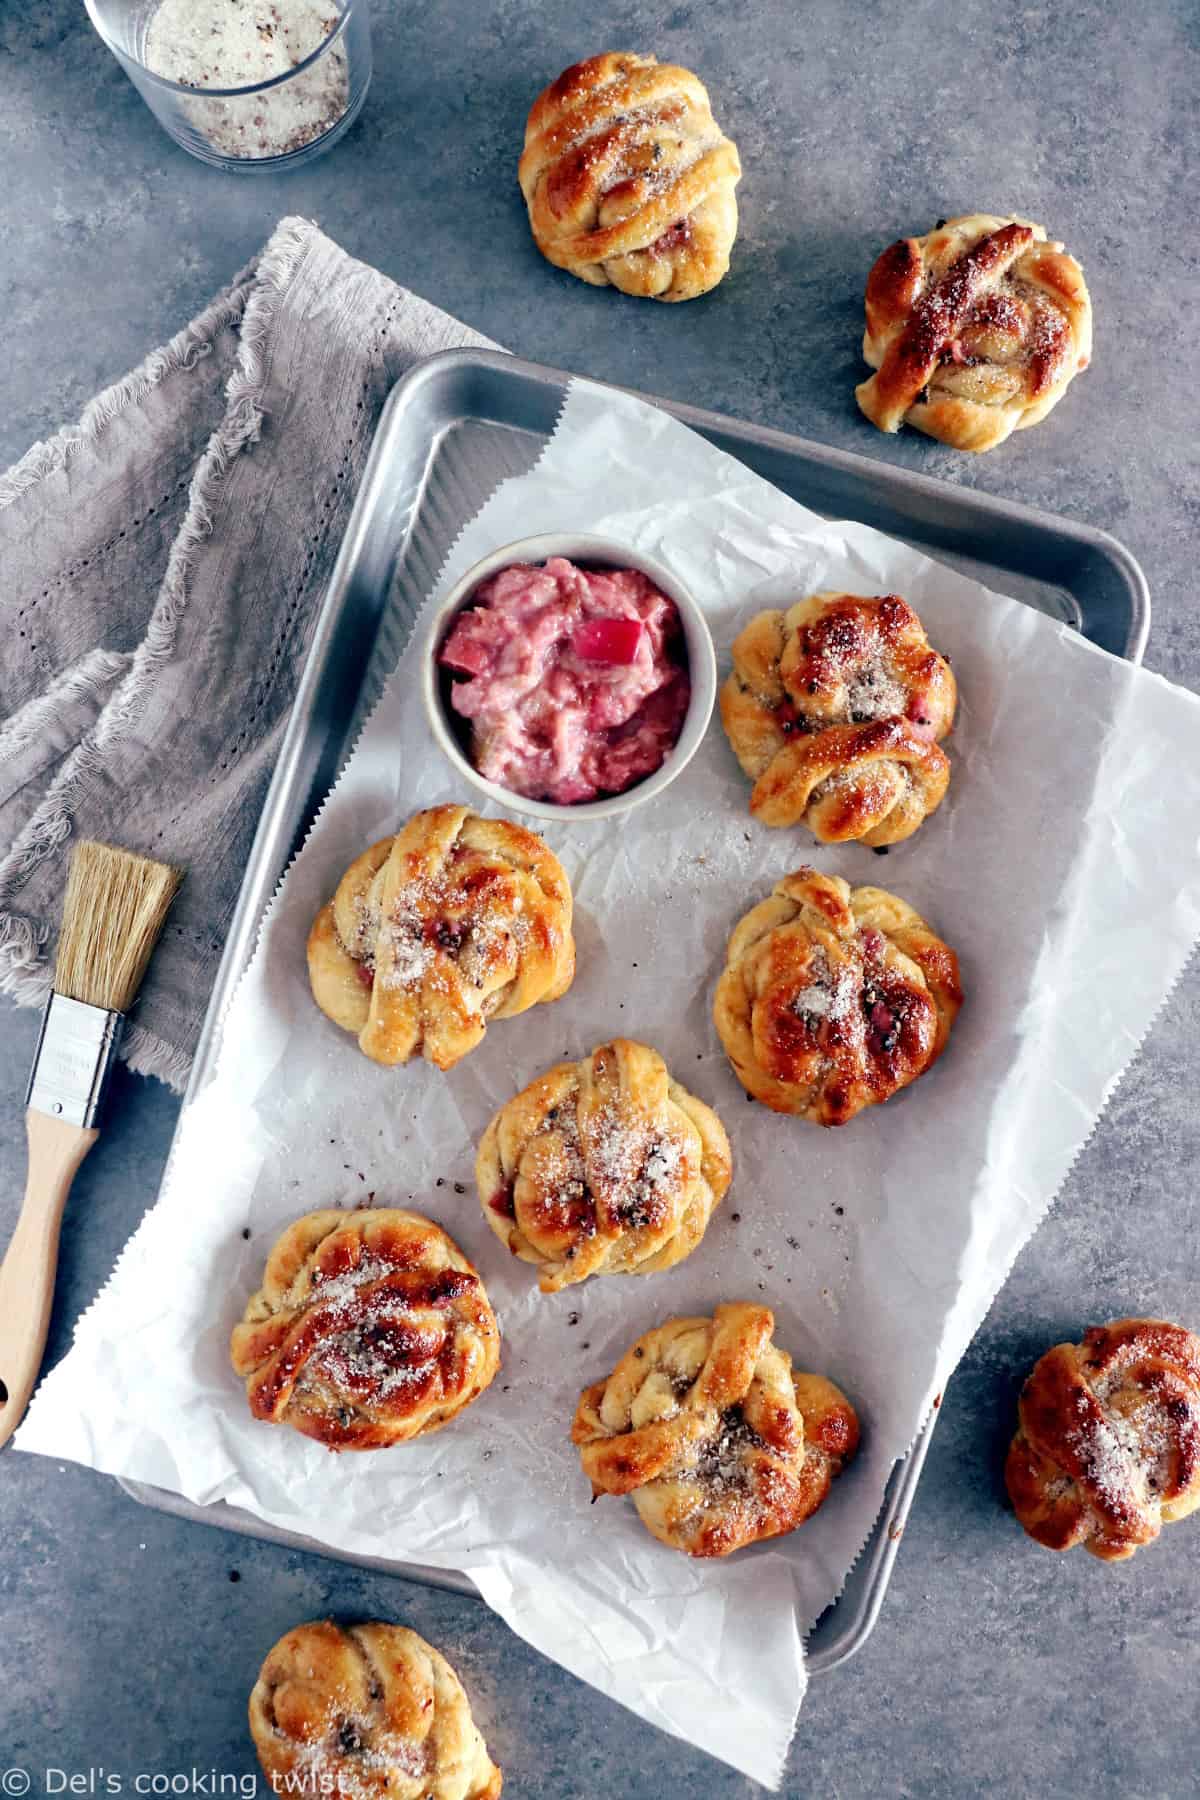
{"left": 720, "top": 591, "right": 956, "bottom": 845}
{"left": 477, "top": 1038, "right": 732, "bottom": 1291}
{"left": 250, "top": 1619, "right": 502, "bottom": 1800}
{"left": 856, "top": 212, "right": 1093, "bottom": 452}
{"left": 519, "top": 52, "right": 741, "bottom": 301}
{"left": 713, "top": 867, "right": 962, "bottom": 1124}
{"left": 307, "top": 803, "right": 575, "bottom": 1071}
{"left": 1006, "top": 1318, "right": 1200, "bottom": 1562}
{"left": 573, "top": 1301, "right": 859, "bottom": 1556}
{"left": 230, "top": 1209, "right": 500, "bottom": 1450}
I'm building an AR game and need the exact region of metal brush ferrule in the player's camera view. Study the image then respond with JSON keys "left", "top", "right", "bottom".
{"left": 26, "top": 994, "right": 124, "bottom": 1129}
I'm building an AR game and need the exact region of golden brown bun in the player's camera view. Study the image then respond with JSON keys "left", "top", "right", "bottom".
{"left": 572, "top": 1301, "right": 859, "bottom": 1556}
{"left": 249, "top": 1619, "right": 502, "bottom": 1799}
{"left": 713, "top": 866, "right": 962, "bottom": 1124}
{"left": 518, "top": 51, "right": 740, "bottom": 301}
{"left": 477, "top": 1038, "right": 732, "bottom": 1291}
{"left": 856, "top": 212, "right": 1092, "bottom": 452}
{"left": 230, "top": 1210, "right": 500, "bottom": 1450}
{"left": 307, "top": 803, "right": 575, "bottom": 1071}
{"left": 720, "top": 591, "right": 956, "bottom": 845}
{"left": 1006, "top": 1318, "right": 1200, "bottom": 1562}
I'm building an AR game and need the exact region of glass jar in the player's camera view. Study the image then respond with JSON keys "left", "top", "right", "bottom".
{"left": 83, "top": 0, "right": 372, "bottom": 173}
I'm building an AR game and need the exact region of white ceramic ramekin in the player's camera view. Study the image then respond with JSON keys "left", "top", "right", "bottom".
{"left": 421, "top": 533, "right": 717, "bottom": 822}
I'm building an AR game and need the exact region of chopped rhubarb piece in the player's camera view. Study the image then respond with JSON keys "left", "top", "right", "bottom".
{"left": 652, "top": 220, "right": 691, "bottom": 253}
{"left": 866, "top": 996, "right": 899, "bottom": 1057}
{"left": 571, "top": 617, "right": 644, "bottom": 665}
{"left": 489, "top": 1188, "right": 516, "bottom": 1219}
{"left": 907, "top": 695, "right": 935, "bottom": 736}
{"left": 868, "top": 1000, "right": 895, "bottom": 1037}
{"left": 439, "top": 615, "right": 494, "bottom": 676}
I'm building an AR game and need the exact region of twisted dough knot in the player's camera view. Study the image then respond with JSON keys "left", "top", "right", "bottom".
{"left": 572, "top": 1302, "right": 859, "bottom": 1557}
{"left": 1005, "top": 1319, "right": 1200, "bottom": 1562}
{"left": 307, "top": 804, "right": 574, "bottom": 1070}
{"left": 856, "top": 212, "right": 1093, "bottom": 452}
{"left": 230, "top": 1210, "right": 500, "bottom": 1450}
{"left": 713, "top": 867, "right": 962, "bottom": 1124}
{"left": 519, "top": 51, "right": 741, "bottom": 301}
{"left": 249, "top": 1620, "right": 502, "bottom": 1800}
{"left": 720, "top": 592, "right": 956, "bottom": 845}
{"left": 477, "top": 1039, "right": 732, "bottom": 1291}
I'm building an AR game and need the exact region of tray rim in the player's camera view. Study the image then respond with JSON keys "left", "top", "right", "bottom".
{"left": 119, "top": 1393, "right": 936, "bottom": 1674}
{"left": 119, "top": 345, "right": 1152, "bottom": 1683}
{"left": 410, "top": 348, "right": 1151, "bottom": 660}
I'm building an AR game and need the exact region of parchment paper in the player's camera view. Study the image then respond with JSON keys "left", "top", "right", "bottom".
{"left": 18, "top": 381, "right": 1200, "bottom": 1789}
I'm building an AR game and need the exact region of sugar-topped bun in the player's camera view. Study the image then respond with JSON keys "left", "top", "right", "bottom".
{"left": 230, "top": 1209, "right": 500, "bottom": 1450}
{"left": 307, "top": 803, "right": 575, "bottom": 1071}
{"left": 713, "top": 866, "right": 962, "bottom": 1124}
{"left": 856, "top": 212, "right": 1092, "bottom": 452}
{"left": 477, "top": 1038, "right": 732, "bottom": 1291}
{"left": 249, "top": 1619, "right": 502, "bottom": 1799}
{"left": 519, "top": 52, "right": 741, "bottom": 301}
{"left": 720, "top": 591, "right": 956, "bottom": 845}
{"left": 572, "top": 1301, "right": 859, "bottom": 1556}
{"left": 1006, "top": 1318, "right": 1200, "bottom": 1562}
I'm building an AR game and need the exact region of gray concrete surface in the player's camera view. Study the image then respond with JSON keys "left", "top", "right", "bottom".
{"left": 2, "top": 1, "right": 1199, "bottom": 1794}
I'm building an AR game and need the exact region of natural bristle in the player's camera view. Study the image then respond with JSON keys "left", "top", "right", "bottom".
{"left": 54, "top": 841, "right": 183, "bottom": 1012}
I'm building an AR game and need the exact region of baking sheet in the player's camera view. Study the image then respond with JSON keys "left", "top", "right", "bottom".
{"left": 22, "top": 369, "right": 1199, "bottom": 1793}
{"left": 108, "top": 350, "right": 1097, "bottom": 1677}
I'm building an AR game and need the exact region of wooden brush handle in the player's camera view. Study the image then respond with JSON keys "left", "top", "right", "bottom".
{"left": 0, "top": 1109, "right": 99, "bottom": 1450}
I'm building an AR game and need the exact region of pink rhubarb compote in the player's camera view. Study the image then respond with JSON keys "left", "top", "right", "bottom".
{"left": 438, "top": 557, "right": 691, "bottom": 805}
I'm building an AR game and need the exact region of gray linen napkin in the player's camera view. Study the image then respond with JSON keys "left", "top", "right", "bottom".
{"left": 0, "top": 217, "right": 491, "bottom": 1089}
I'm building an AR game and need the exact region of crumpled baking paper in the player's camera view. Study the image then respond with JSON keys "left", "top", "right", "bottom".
{"left": 18, "top": 380, "right": 1200, "bottom": 1789}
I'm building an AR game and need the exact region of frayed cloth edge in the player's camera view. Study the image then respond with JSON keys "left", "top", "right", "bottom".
{"left": 0, "top": 217, "right": 323, "bottom": 1093}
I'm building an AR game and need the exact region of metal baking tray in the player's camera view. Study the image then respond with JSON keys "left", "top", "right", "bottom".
{"left": 120, "top": 347, "right": 1150, "bottom": 1676}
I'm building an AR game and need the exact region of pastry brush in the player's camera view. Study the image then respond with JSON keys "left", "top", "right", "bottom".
{"left": 0, "top": 840, "right": 182, "bottom": 1449}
